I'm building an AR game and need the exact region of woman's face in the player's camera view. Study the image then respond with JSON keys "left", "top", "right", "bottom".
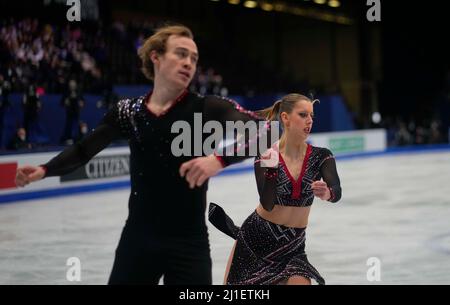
{"left": 281, "top": 99, "right": 314, "bottom": 139}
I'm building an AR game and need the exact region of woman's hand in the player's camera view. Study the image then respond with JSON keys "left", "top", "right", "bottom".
{"left": 15, "top": 166, "right": 46, "bottom": 187}
{"left": 311, "top": 180, "right": 331, "bottom": 201}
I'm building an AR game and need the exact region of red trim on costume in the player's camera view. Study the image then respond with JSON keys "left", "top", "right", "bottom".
{"left": 279, "top": 153, "right": 295, "bottom": 186}
{"left": 297, "top": 144, "right": 312, "bottom": 198}
{"left": 145, "top": 89, "right": 189, "bottom": 118}
{"left": 264, "top": 169, "right": 278, "bottom": 179}
{"left": 328, "top": 187, "right": 335, "bottom": 202}
{"left": 221, "top": 97, "right": 261, "bottom": 120}
{"left": 214, "top": 153, "right": 226, "bottom": 168}
{"left": 279, "top": 144, "right": 312, "bottom": 199}
{"left": 39, "top": 165, "right": 48, "bottom": 177}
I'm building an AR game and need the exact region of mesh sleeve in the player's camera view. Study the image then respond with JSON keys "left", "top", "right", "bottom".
{"left": 254, "top": 156, "right": 278, "bottom": 211}
{"left": 320, "top": 149, "right": 342, "bottom": 203}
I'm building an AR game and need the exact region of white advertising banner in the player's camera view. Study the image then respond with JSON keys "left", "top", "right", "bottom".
{"left": 0, "top": 130, "right": 387, "bottom": 203}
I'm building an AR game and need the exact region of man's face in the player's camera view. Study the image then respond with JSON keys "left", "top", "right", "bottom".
{"left": 154, "top": 35, "right": 198, "bottom": 89}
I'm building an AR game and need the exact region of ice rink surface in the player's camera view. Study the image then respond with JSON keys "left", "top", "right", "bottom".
{"left": 1, "top": 150, "right": 449, "bottom": 284}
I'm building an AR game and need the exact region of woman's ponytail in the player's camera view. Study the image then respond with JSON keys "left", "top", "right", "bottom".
{"left": 256, "top": 100, "right": 282, "bottom": 121}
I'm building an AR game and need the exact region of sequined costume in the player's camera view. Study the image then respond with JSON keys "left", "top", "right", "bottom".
{"left": 42, "top": 90, "right": 269, "bottom": 284}
{"left": 209, "top": 144, "right": 341, "bottom": 285}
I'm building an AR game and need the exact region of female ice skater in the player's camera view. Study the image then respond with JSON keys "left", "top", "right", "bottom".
{"left": 209, "top": 93, "right": 342, "bottom": 285}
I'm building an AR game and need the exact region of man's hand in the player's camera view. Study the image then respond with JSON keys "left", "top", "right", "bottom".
{"left": 15, "top": 166, "right": 46, "bottom": 187}
{"left": 179, "top": 155, "right": 224, "bottom": 189}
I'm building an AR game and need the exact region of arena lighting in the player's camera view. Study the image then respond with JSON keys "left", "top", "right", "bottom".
{"left": 260, "top": 2, "right": 274, "bottom": 11}
{"left": 372, "top": 112, "right": 382, "bottom": 125}
{"left": 273, "top": 2, "right": 287, "bottom": 12}
{"left": 335, "top": 16, "right": 351, "bottom": 24}
{"left": 328, "top": 0, "right": 341, "bottom": 8}
{"left": 291, "top": 7, "right": 306, "bottom": 16}
{"left": 215, "top": 0, "right": 351, "bottom": 25}
{"left": 243, "top": 1, "right": 258, "bottom": 8}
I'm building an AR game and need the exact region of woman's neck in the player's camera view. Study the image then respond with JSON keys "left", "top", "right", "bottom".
{"left": 280, "top": 135, "right": 307, "bottom": 160}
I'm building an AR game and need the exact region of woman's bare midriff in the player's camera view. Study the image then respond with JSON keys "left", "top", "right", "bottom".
{"left": 256, "top": 204, "right": 310, "bottom": 228}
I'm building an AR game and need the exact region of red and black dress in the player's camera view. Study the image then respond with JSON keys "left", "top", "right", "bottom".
{"left": 209, "top": 144, "right": 342, "bottom": 285}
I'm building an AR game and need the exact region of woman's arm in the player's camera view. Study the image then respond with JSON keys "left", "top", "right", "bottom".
{"left": 254, "top": 151, "right": 279, "bottom": 211}
{"left": 318, "top": 150, "right": 342, "bottom": 203}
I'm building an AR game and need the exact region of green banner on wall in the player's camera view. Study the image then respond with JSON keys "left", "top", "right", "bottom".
{"left": 329, "top": 136, "right": 365, "bottom": 153}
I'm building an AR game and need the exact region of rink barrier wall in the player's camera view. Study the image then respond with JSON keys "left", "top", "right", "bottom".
{"left": 1, "top": 129, "right": 449, "bottom": 204}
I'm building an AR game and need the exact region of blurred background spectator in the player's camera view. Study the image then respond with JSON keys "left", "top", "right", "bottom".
{"left": 60, "top": 79, "right": 84, "bottom": 145}
{"left": 8, "top": 127, "right": 31, "bottom": 150}
{"left": 0, "top": 0, "right": 448, "bottom": 153}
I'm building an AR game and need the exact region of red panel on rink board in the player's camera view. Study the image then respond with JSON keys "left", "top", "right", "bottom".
{"left": 0, "top": 163, "right": 18, "bottom": 189}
